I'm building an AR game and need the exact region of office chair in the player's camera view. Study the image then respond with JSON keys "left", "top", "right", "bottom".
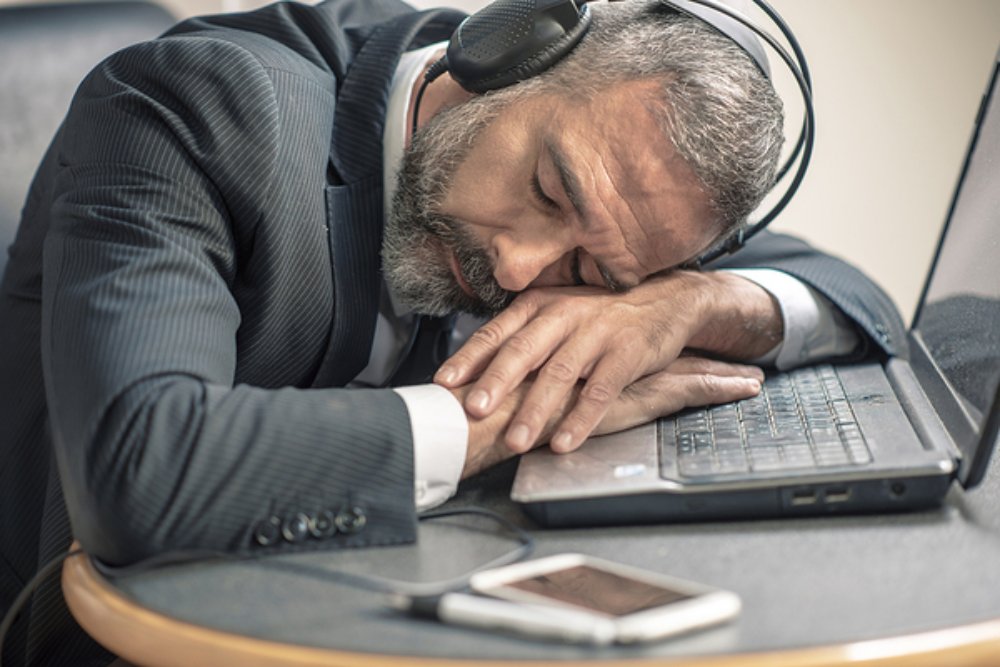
{"left": 0, "top": 0, "right": 176, "bottom": 281}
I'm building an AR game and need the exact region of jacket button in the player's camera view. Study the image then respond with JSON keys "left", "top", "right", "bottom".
{"left": 282, "top": 513, "right": 311, "bottom": 543}
{"left": 308, "top": 509, "right": 337, "bottom": 539}
{"left": 253, "top": 516, "right": 282, "bottom": 546}
{"left": 335, "top": 506, "right": 367, "bottom": 534}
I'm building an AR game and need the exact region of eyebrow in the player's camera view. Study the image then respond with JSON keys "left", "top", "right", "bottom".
{"left": 545, "top": 139, "right": 630, "bottom": 292}
{"left": 545, "top": 138, "right": 588, "bottom": 227}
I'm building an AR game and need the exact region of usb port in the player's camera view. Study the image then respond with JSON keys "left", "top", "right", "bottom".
{"left": 824, "top": 487, "right": 851, "bottom": 504}
{"left": 790, "top": 490, "right": 817, "bottom": 506}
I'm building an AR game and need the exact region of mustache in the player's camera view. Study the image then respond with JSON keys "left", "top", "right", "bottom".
{"left": 427, "top": 213, "right": 515, "bottom": 314}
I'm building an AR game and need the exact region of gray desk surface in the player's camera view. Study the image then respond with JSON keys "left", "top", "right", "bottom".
{"left": 68, "top": 436, "right": 1000, "bottom": 665}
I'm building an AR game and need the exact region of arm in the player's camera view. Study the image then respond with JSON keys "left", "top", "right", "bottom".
{"left": 726, "top": 268, "right": 862, "bottom": 370}
{"left": 43, "top": 37, "right": 416, "bottom": 565}
{"left": 710, "top": 230, "right": 906, "bottom": 360}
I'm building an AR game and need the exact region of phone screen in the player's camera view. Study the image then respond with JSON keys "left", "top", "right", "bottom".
{"left": 497, "top": 564, "right": 694, "bottom": 617}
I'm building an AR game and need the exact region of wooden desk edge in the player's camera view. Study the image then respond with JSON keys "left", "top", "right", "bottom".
{"left": 63, "top": 549, "right": 1000, "bottom": 667}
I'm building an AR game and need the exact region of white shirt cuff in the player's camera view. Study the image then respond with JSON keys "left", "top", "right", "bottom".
{"left": 723, "top": 268, "right": 860, "bottom": 371}
{"left": 393, "top": 384, "right": 468, "bottom": 511}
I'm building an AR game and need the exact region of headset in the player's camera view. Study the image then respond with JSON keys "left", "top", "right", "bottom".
{"left": 412, "top": 0, "right": 814, "bottom": 266}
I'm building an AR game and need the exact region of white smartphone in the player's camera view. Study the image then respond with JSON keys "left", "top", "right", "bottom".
{"left": 466, "top": 553, "right": 740, "bottom": 645}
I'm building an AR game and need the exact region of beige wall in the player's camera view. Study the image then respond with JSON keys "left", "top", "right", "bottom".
{"left": 764, "top": 1, "right": 999, "bottom": 323}
{"left": 4, "top": 0, "right": 998, "bottom": 321}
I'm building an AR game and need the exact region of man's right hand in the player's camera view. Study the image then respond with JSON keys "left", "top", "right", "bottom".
{"left": 457, "top": 356, "right": 764, "bottom": 479}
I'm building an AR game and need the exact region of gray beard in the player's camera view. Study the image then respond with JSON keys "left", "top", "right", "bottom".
{"left": 382, "top": 98, "right": 515, "bottom": 318}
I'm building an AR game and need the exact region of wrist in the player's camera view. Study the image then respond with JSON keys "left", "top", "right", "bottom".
{"left": 684, "top": 270, "right": 783, "bottom": 359}
{"left": 452, "top": 385, "right": 522, "bottom": 478}
{"left": 454, "top": 379, "right": 581, "bottom": 478}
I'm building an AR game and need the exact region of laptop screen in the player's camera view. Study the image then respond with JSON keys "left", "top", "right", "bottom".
{"left": 911, "top": 50, "right": 1000, "bottom": 484}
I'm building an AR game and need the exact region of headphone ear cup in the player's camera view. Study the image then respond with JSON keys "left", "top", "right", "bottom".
{"left": 445, "top": 0, "right": 591, "bottom": 94}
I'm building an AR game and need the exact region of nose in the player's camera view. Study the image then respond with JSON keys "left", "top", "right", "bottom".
{"left": 491, "top": 233, "right": 569, "bottom": 292}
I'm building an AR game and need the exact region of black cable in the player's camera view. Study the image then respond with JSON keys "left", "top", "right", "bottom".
{"left": 90, "top": 549, "right": 233, "bottom": 578}
{"left": 411, "top": 57, "right": 449, "bottom": 140}
{"left": 682, "top": 0, "right": 815, "bottom": 266}
{"left": 0, "top": 548, "right": 84, "bottom": 667}
{"left": 411, "top": 76, "right": 433, "bottom": 142}
{"left": 418, "top": 506, "right": 536, "bottom": 582}
{"left": 753, "top": 0, "right": 813, "bottom": 185}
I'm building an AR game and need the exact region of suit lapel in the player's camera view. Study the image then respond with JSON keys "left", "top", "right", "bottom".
{"left": 312, "top": 8, "right": 462, "bottom": 388}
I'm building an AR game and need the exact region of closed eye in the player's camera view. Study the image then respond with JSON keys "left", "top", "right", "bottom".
{"left": 570, "top": 248, "right": 584, "bottom": 286}
{"left": 531, "top": 173, "right": 559, "bottom": 211}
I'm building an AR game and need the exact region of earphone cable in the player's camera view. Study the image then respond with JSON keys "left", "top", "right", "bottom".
{"left": 411, "top": 57, "right": 449, "bottom": 140}
{"left": 0, "top": 548, "right": 85, "bottom": 667}
{"left": 688, "top": 0, "right": 815, "bottom": 265}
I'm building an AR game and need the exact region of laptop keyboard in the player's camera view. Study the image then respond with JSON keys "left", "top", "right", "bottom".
{"left": 668, "top": 364, "right": 873, "bottom": 478}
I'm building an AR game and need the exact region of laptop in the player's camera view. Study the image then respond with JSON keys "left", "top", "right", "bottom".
{"left": 511, "top": 46, "right": 1000, "bottom": 527}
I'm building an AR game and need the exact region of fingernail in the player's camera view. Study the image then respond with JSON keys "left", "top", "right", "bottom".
{"left": 745, "top": 378, "right": 761, "bottom": 392}
{"left": 551, "top": 431, "right": 573, "bottom": 452}
{"left": 468, "top": 389, "right": 490, "bottom": 412}
{"left": 508, "top": 424, "right": 531, "bottom": 451}
{"left": 435, "top": 366, "right": 457, "bottom": 385}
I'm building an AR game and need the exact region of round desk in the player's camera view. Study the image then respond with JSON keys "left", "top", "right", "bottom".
{"left": 64, "top": 446, "right": 1000, "bottom": 667}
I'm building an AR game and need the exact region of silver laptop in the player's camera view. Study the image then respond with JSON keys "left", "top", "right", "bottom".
{"left": 512, "top": 47, "right": 1000, "bottom": 526}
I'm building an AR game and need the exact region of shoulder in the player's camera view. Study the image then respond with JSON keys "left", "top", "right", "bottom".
{"left": 159, "top": 0, "right": 418, "bottom": 80}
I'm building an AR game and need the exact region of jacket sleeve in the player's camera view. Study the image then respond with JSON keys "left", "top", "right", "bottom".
{"left": 41, "top": 36, "right": 417, "bottom": 566}
{"left": 708, "top": 230, "right": 907, "bottom": 361}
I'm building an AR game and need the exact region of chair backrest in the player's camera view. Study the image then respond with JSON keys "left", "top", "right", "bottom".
{"left": 0, "top": 1, "right": 176, "bottom": 280}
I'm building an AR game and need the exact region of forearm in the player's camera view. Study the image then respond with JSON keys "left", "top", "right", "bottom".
{"left": 49, "top": 375, "right": 417, "bottom": 565}
{"left": 710, "top": 230, "right": 906, "bottom": 359}
{"left": 660, "top": 270, "right": 784, "bottom": 361}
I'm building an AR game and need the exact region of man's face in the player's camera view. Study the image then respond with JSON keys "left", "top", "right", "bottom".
{"left": 383, "top": 79, "right": 720, "bottom": 317}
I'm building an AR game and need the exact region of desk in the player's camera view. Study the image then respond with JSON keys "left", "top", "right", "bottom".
{"left": 64, "top": 443, "right": 1000, "bottom": 667}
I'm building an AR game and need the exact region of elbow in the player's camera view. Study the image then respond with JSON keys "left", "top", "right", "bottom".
{"left": 54, "top": 376, "right": 213, "bottom": 566}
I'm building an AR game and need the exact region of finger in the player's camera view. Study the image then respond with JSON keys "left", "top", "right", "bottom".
{"left": 463, "top": 315, "right": 571, "bottom": 418}
{"left": 547, "top": 352, "right": 640, "bottom": 453}
{"left": 433, "top": 302, "right": 535, "bottom": 388}
{"left": 667, "top": 356, "right": 765, "bottom": 382}
{"left": 502, "top": 340, "right": 602, "bottom": 453}
{"left": 670, "top": 372, "right": 762, "bottom": 409}
{"left": 599, "top": 371, "right": 762, "bottom": 437}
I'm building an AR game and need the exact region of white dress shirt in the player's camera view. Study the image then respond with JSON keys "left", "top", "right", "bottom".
{"left": 367, "top": 43, "right": 859, "bottom": 511}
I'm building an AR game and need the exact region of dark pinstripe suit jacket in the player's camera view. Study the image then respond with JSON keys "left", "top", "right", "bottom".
{"left": 0, "top": 1, "right": 905, "bottom": 663}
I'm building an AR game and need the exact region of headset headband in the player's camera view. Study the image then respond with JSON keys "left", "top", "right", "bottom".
{"left": 414, "top": 0, "right": 814, "bottom": 266}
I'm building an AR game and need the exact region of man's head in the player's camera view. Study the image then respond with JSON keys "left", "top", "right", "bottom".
{"left": 383, "top": 0, "right": 784, "bottom": 317}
